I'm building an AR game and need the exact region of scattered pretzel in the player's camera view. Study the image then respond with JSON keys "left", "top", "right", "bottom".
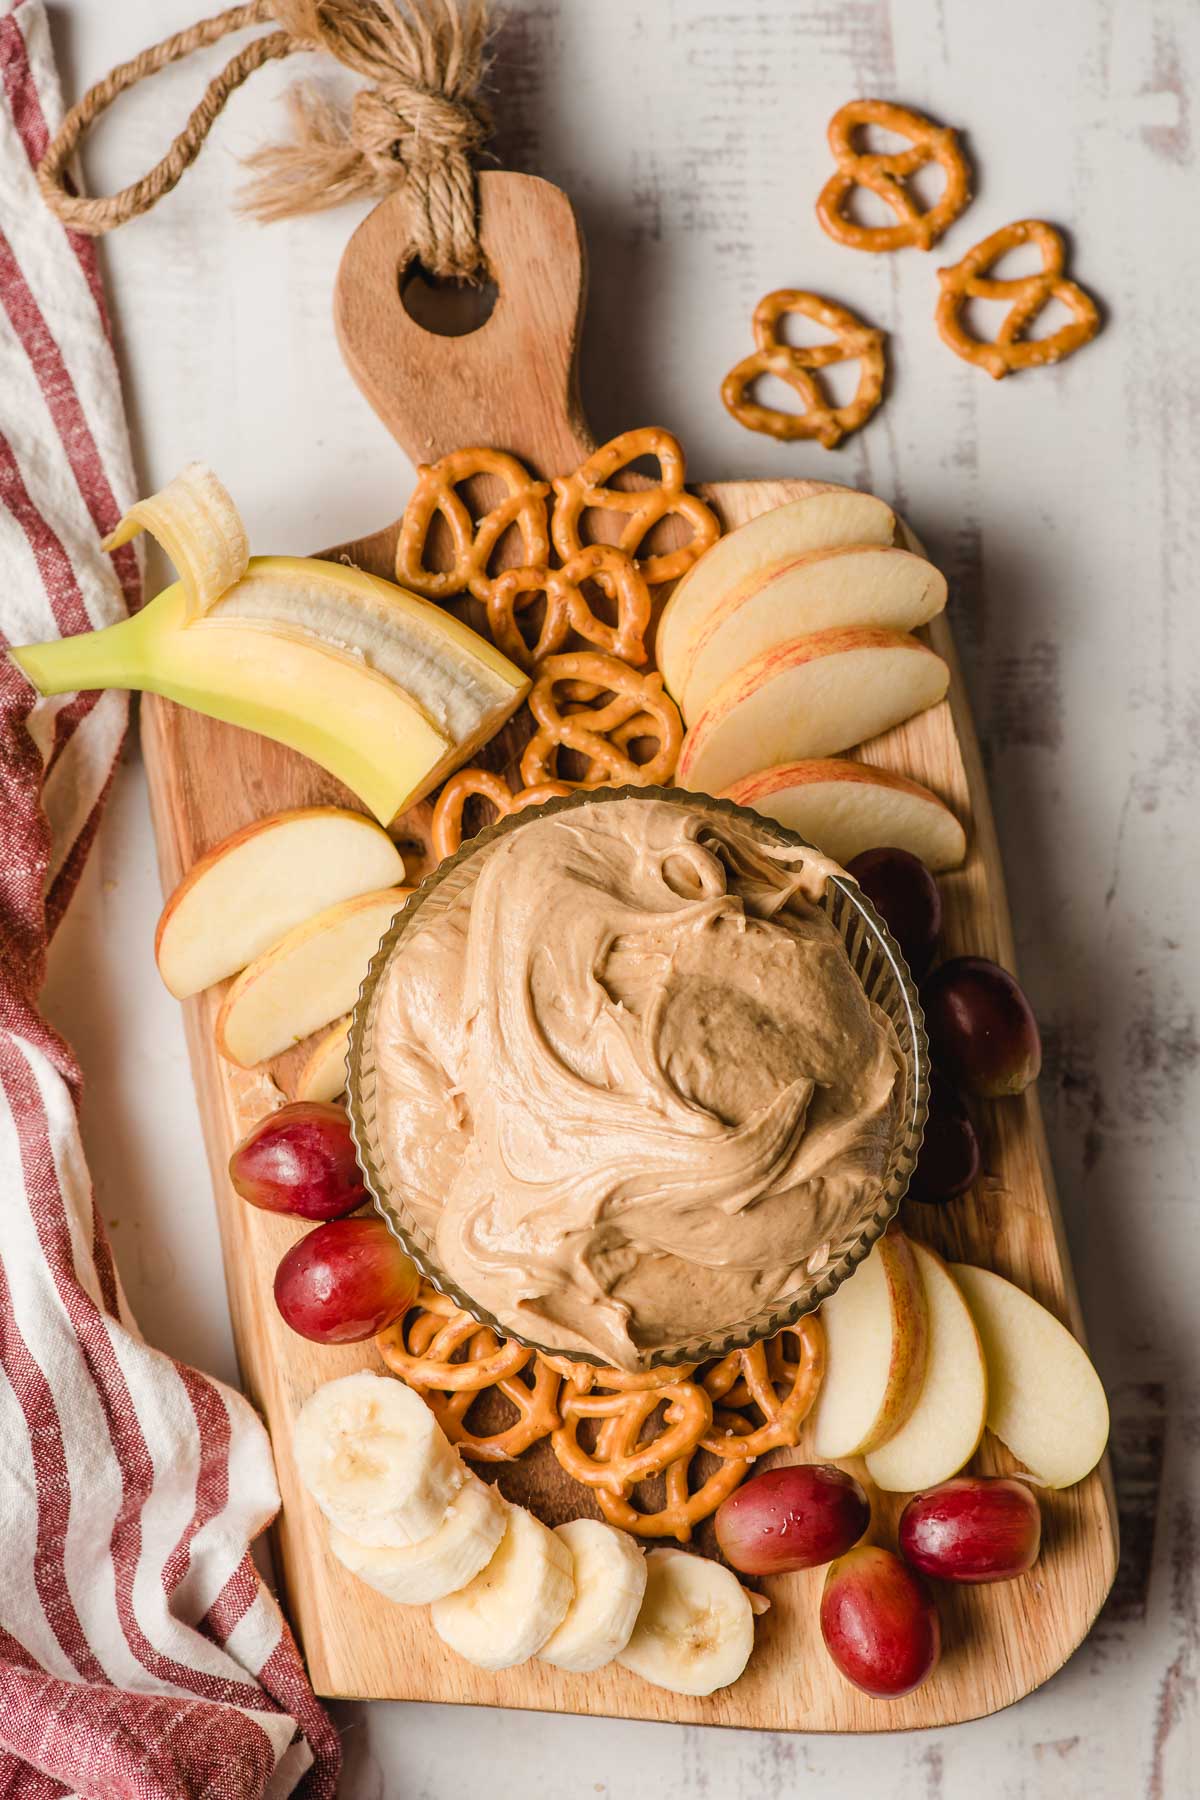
{"left": 552, "top": 1382, "right": 713, "bottom": 1495}
{"left": 816, "top": 98, "right": 971, "bottom": 253}
{"left": 378, "top": 1294, "right": 826, "bottom": 1537}
{"left": 596, "top": 1412, "right": 755, "bottom": 1544}
{"left": 396, "top": 447, "right": 551, "bottom": 602}
{"left": 935, "top": 219, "right": 1101, "bottom": 379}
{"left": 551, "top": 428, "right": 720, "bottom": 586}
{"left": 430, "top": 768, "right": 577, "bottom": 863}
{"left": 376, "top": 1288, "right": 560, "bottom": 1463}
{"left": 699, "top": 1316, "right": 825, "bottom": 1458}
{"left": 487, "top": 544, "right": 653, "bottom": 671}
{"left": 520, "top": 652, "right": 683, "bottom": 789}
{"left": 429, "top": 1346, "right": 563, "bottom": 1464}
{"left": 721, "top": 290, "right": 886, "bottom": 448}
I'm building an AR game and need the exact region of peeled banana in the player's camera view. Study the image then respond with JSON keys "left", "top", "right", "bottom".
{"left": 11, "top": 467, "right": 529, "bottom": 825}
{"left": 430, "top": 1501, "right": 574, "bottom": 1671}
{"left": 617, "top": 1547, "right": 756, "bottom": 1696}
{"left": 329, "top": 1473, "right": 506, "bottom": 1605}
{"left": 293, "top": 1371, "right": 464, "bottom": 1547}
{"left": 538, "top": 1519, "right": 647, "bottom": 1673}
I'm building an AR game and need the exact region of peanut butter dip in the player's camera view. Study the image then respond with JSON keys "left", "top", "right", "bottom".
{"left": 373, "top": 796, "right": 900, "bottom": 1367}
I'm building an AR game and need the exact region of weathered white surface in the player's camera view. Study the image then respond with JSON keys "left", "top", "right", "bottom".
{"left": 43, "top": 0, "right": 1198, "bottom": 1794}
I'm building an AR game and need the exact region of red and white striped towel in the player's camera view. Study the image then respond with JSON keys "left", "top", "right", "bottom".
{"left": 0, "top": 4, "right": 339, "bottom": 1793}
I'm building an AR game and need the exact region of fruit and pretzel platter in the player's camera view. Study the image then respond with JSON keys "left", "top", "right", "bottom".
{"left": 14, "top": 119, "right": 1116, "bottom": 1732}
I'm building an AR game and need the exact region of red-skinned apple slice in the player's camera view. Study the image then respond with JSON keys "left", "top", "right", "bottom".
{"left": 812, "top": 1232, "right": 929, "bottom": 1459}
{"left": 156, "top": 807, "right": 405, "bottom": 999}
{"left": 677, "top": 545, "right": 946, "bottom": 719}
{"left": 657, "top": 488, "right": 895, "bottom": 697}
{"left": 215, "top": 887, "right": 409, "bottom": 1068}
{"left": 865, "top": 1242, "right": 987, "bottom": 1491}
{"left": 676, "top": 629, "right": 949, "bottom": 798}
{"left": 722, "top": 759, "right": 966, "bottom": 871}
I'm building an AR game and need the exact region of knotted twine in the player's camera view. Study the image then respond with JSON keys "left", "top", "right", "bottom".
{"left": 36, "top": 0, "right": 493, "bottom": 279}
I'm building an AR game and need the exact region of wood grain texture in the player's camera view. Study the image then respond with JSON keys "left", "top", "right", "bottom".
{"left": 139, "top": 170, "right": 1116, "bottom": 1727}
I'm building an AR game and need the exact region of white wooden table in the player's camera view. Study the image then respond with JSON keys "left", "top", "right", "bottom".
{"left": 44, "top": 1, "right": 1199, "bottom": 1793}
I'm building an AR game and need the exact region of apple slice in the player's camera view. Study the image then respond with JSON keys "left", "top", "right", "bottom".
{"left": 156, "top": 808, "right": 405, "bottom": 999}
{"left": 951, "top": 1264, "right": 1109, "bottom": 1489}
{"left": 676, "top": 629, "right": 949, "bottom": 798}
{"left": 215, "top": 887, "right": 409, "bottom": 1068}
{"left": 677, "top": 546, "right": 946, "bottom": 719}
{"left": 657, "top": 488, "right": 895, "bottom": 698}
{"left": 295, "top": 1016, "right": 351, "bottom": 1103}
{"left": 722, "top": 760, "right": 966, "bottom": 871}
{"left": 812, "top": 1232, "right": 929, "bottom": 1458}
{"left": 865, "top": 1243, "right": 987, "bottom": 1492}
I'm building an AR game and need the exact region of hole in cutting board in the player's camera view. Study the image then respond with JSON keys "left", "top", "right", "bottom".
{"left": 400, "top": 264, "right": 499, "bottom": 337}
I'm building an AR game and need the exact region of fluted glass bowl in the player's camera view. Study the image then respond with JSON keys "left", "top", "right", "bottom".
{"left": 346, "top": 785, "right": 928, "bottom": 1370}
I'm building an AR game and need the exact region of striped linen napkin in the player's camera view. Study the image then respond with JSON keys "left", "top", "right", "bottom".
{"left": 0, "top": 3, "right": 339, "bottom": 1793}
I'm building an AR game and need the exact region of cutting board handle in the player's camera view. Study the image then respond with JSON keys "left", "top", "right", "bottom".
{"left": 334, "top": 171, "right": 594, "bottom": 478}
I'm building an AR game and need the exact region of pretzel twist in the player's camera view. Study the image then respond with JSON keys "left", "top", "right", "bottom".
{"left": 430, "top": 767, "right": 577, "bottom": 863}
{"left": 721, "top": 290, "right": 886, "bottom": 448}
{"left": 551, "top": 428, "right": 719, "bottom": 586}
{"left": 816, "top": 98, "right": 971, "bottom": 252}
{"left": 935, "top": 219, "right": 1100, "bottom": 379}
{"left": 520, "top": 652, "right": 683, "bottom": 789}
{"left": 595, "top": 1412, "right": 755, "bottom": 1543}
{"left": 396, "top": 447, "right": 550, "bottom": 602}
{"left": 699, "top": 1316, "right": 825, "bottom": 1458}
{"left": 551, "top": 1383, "right": 713, "bottom": 1494}
{"left": 376, "top": 1289, "right": 561, "bottom": 1463}
{"left": 487, "top": 544, "right": 652, "bottom": 671}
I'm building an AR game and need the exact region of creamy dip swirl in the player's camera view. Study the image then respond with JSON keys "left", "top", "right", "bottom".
{"left": 373, "top": 796, "right": 900, "bottom": 1367}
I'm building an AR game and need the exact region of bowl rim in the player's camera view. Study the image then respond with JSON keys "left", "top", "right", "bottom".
{"left": 346, "top": 783, "right": 928, "bottom": 1370}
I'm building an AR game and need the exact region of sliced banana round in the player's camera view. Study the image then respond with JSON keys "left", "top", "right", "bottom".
{"left": 328, "top": 1473, "right": 506, "bottom": 1606}
{"left": 538, "top": 1519, "right": 648, "bottom": 1673}
{"left": 294, "top": 1371, "right": 463, "bottom": 1547}
{"left": 431, "top": 1501, "right": 574, "bottom": 1671}
{"left": 617, "top": 1547, "right": 755, "bottom": 1696}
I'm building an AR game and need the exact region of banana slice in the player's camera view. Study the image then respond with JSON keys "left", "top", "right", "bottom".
{"left": 431, "top": 1501, "right": 574, "bottom": 1670}
{"left": 294, "top": 1371, "right": 463, "bottom": 1547}
{"left": 328, "top": 1472, "right": 505, "bottom": 1605}
{"left": 617, "top": 1547, "right": 755, "bottom": 1696}
{"left": 538, "top": 1519, "right": 648, "bottom": 1672}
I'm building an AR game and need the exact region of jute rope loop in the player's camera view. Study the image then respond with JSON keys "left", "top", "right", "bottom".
{"left": 36, "top": 0, "right": 491, "bottom": 279}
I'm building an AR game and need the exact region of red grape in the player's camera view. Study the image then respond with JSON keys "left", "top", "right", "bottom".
{"left": 899, "top": 1477, "right": 1041, "bottom": 1583}
{"left": 274, "top": 1216, "right": 420, "bottom": 1344}
{"left": 846, "top": 847, "right": 942, "bottom": 977}
{"left": 921, "top": 956, "right": 1041, "bottom": 1098}
{"left": 908, "top": 1078, "right": 980, "bottom": 1204}
{"left": 716, "top": 1464, "right": 870, "bottom": 1575}
{"left": 230, "top": 1101, "right": 366, "bottom": 1221}
{"left": 820, "top": 1545, "right": 940, "bottom": 1699}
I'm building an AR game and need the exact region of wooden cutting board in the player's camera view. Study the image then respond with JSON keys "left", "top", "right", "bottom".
{"left": 139, "top": 171, "right": 1117, "bottom": 1728}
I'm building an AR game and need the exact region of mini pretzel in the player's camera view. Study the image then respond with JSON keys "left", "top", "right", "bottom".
{"left": 546, "top": 1358, "right": 699, "bottom": 1396}
{"left": 520, "top": 652, "right": 683, "bottom": 789}
{"left": 431, "top": 768, "right": 576, "bottom": 862}
{"left": 721, "top": 290, "right": 886, "bottom": 448}
{"left": 596, "top": 1411, "right": 755, "bottom": 1544}
{"left": 396, "top": 447, "right": 550, "bottom": 602}
{"left": 376, "top": 1305, "right": 533, "bottom": 1391}
{"left": 487, "top": 545, "right": 652, "bottom": 671}
{"left": 817, "top": 99, "right": 971, "bottom": 252}
{"left": 935, "top": 219, "right": 1101, "bottom": 379}
{"left": 551, "top": 1382, "right": 712, "bottom": 1494}
{"left": 551, "top": 429, "right": 719, "bottom": 586}
{"left": 428, "top": 1343, "right": 563, "bottom": 1464}
{"left": 699, "top": 1316, "right": 825, "bottom": 1458}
